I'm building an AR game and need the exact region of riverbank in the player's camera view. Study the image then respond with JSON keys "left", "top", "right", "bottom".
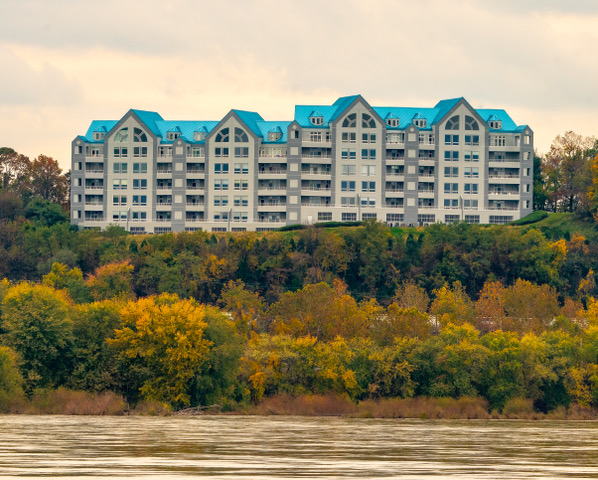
{"left": 2, "top": 389, "right": 597, "bottom": 420}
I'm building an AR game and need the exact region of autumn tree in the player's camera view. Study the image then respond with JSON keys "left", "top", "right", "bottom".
{"left": 43, "top": 262, "right": 90, "bottom": 303}
{"left": 0, "top": 346, "right": 25, "bottom": 411}
{"left": 29, "top": 155, "right": 69, "bottom": 205}
{"left": 429, "top": 282, "right": 475, "bottom": 326}
{"left": 109, "top": 293, "right": 213, "bottom": 407}
{"left": 393, "top": 279, "right": 430, "bottom": 312}
{"left": 502, "top": 279, "right": 560, "bottom": 334}
{"left": 218, "top": 280, "right": 265, "bottom": 336}
{"left": 475, "top": 281, "right": 507, "bottom": 332}
{"left": 0, "top": 148, "right": 30, "bottom": 192}
{"left": 86, "top": 261, "right": 135, "bottom": 301}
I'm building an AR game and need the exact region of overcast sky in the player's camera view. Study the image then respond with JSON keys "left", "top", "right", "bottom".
{"left": 1, "top": 0, "right": 596, "bottom": 171}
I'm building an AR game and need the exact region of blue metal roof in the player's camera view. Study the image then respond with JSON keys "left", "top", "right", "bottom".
{"left": 477, "top": 109, "right": 519, "bottom": 132}
{"left": 232, "top": 110, "right": 264, "bottom": 138}
{"left": 83, "top": 120, "right": 118, "bottom": 142}
{"left": 256, "top": 121, "right": 291, "bottom": 144}
{"left": 155, "top": 120, "right": 219, "bottom": 143}
{"left": 130, "top": 109, "right": 164, "bottom": 137}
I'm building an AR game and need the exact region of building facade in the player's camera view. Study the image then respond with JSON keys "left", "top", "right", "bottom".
{"left": 71, "top": 95, "right": 533, "bottom": 233}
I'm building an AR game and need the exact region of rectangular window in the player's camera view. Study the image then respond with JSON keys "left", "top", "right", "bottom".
{"left": 113, "top": 147, "right": 128, "bottom": 157}
{"left": 443, "top": 183, "right": 458, "bottom": 194}
{"left": 213, "top": 195, "right": 229, "bottom": 207}
{"left": 418, "top": 214, "right": 435, "bottom": 224}
{"left": 214, "top": 163, "right": 229, "bottom": 174}
{"left": 132, "top": 211, "right": 147, "bottom": 220}
{"left": 444, "top": 151, "right": 459, "bottom": 161}
{"left": 361, "top": 149, "right": 376, "bottom": 160}
{"left": 215, "top": 147, "right": 229, "bottom": 157}
{"left": 444, "top": 167, "right": 459, "bottom": 177}
{"left": 386, "top": 133, "right": 405, "bottom": 144}
{"left": 133, "top": 163, "right": 147, "bottom": 174}
{"left": 464, "top": 199, "right": 479, "bottom": 209}
{"left": 362, "top": 133, "right": 376, "bottom": 143}
{"left": 234, "top": 163, "right": 249, "bottom": 174}
{"left": 112, "top": 195, "right": 127, "bottom": 206}
{"left": 492, "top": 135, "right": 506, "bottom": 146}
{"left": 360, "top": 197, "right": 375, "bottom": 207}
{"left": 318, "top": 212, "right": 332, "bottom": 221}
{"left": 342, "top": 212, "right": 357, "bottom": 221}
{"left": 234, "top": 147, "right": 249, "bottom": 158}
{"left": 341, "top": 165, "right": 356, "bottom": 175}
{"left": 133, "top": 147, "right": 148, "bottom": 157}
{"left": 341, "top": 197, "right": 356, "bottom": 206}
{"left": 342, "top": 132, "right": 356, "bottom": 143}
{"left": 361, "top": 181, "right": 376, "bottom": 192}
{"left": 361, "top": 165, "right": 376, "bottom": 176}
{"left": 214, "top": 179, "right": 229, "bottom": 190}
{"left": 113, "top": 163, "right": 127, "bottom": 174}
{"left": 309, "top": 131, "right": 322, "bottom": 142}
{"left": 341, "top": 181, "right": 355, "bottom": 192}
{"left": 444, "top": 199, "right": 459, "bottom": 208}
{"left": 132, "top": 195, "right": 147, "bottom": 206}
{"left": 112, "top": 179, "right": 128, "bottom": 190}
{"left": 465, "top": 215, "right": 480, "bottom": 224}
{"left": 133, "top": 179, "right": 147, "bottom": 190}
{"left": 234, "top": 180, "right": 248, "bottom": 190}
{"left": 464, "top": 183, "right": 478, "bottom": 194}
{"left": 444, "top": 134, "right": 459, "bottom": 146}
{"left": 234, "top": 195, "right": 249, "bottom": 207}
{"left": 465, "top": 135, "right": 480, "bottom": 146}
{"left": 341, "top": 149, "right": 356, "bottom": 160}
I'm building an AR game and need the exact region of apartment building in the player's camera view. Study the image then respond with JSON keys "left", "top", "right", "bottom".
{"left": 71, "top": 95, "right": 533, "bottom": 233}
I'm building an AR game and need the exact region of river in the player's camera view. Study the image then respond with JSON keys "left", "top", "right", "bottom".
{"left": 0, "top": 415, "right": 596, "bottom": 479}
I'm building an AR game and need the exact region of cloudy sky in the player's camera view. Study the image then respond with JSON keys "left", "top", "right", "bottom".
{"left": 1, "top": 0, "right": 596, "bottom": 171}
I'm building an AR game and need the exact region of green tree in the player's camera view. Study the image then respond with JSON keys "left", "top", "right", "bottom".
{"left": 0, "top": 346, "right": 25, "bottom": 411}
{"left": 0, "top": 283, "right": 74, "bottom": 392}
{"left": 29, "top": 155, "right": 68, "bottom": 205}
{"left": 42, "top": 262, "right": 90, "bottom": 303}
{"left": 86, "top": 261, "right": 135, "bottom": 301}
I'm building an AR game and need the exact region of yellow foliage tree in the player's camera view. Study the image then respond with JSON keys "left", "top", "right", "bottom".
{"left": 429, "top": 282, "right": 475, "bottom": 327}
{"left": 86, "top": 261, "right": 135, "bottom": 301}
{"left": 109, "top": 293, "right": 213, "bottom": 407}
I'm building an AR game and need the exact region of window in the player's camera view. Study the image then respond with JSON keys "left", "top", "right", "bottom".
{"left": 132, "top": 195, "right": 147, "bottom": 206}
{"left": 214, "top": 163, "right": 229, "bottom": 174}
{"left": 113, "top": 147, "right": 128, "bottom": 157}
{"left": 492, "top": 135, "right": 506, "bottom": 146}
{"left": 444, "top": 167, "right": 459, "bottom": 177}
{"left": 464, "top": 199, "right": 479, "bottom": 209}
{"left": 360, "top": 197, "right": 375, "bottom": 207}
{"left": 167, "top": 131, "right": 180, "bottom": 141}
{"left": 444, "top": 134, "right": 459, "bottom": 145}
{"left": 464, "top": 167, "right": 479, "bottom": 178}
{"left": 309, "top": 131, "right": 330, "bottom": 142}
{"left": 342, "top": 113, "right": 357, "bottom": 128}
{"left": 524, "top": 134, "right": 531, "bottom": 145}
{"left": 465, "top": 135, "right": 480, "bottom": 146}
{"left": 133, "top": 179, "right": 147, "bottom": 189}
{"left": 362, "top": 133, "right": 376, "bottom": 143}
{"left": 464, "top": 183, "right": 478, "bottom": 194}
{"left": 112, "top": 210, "right": 128, "bottom": 221}
{"left": 445, "top": 215, "right": 460, "bottom": 223}
{"left": 342, "top": 132, "right": 356, "bottom": 143}
{"left": 341, "top": 149, "right": 356, "bottom": 160}
{"left": 341, "top": 197, "right": 356, "bottom": 206}
{"left": 444, "top": 199, "right": 459, "bottom": 208}
{"left": 234, "top": 180, "right": 248, "bottom": 190}
{"left": 232, "top": 212, "right": 248, "bottom": 222}
{"left": 489, "top": 215, "right": 513, "bottom": 224}
{"left": 445, "top": 115, "right": 459, "bottom": 130}
{"left": 309, "top": 113, "right": 324, "bottom": 126}
{"left": 464, "top": 151, "right": 480, "bottom": 162}
{"left": 318, "top": 212, "right": 332, "bottom": 221}
{"left": 465, "top": 215, "right": 479, "bottom": 224}
{"left": 444, "top": 151, "right": 459, "bottom": 161}
{"left": 361, "top": 181, "right": 376, "bottom": 192}
{"left": 341, "top": 181, "right": 355, "bottom": 192}
{"left": 361, "top": 165, "right": 376, "bottom": 176}
{"left": 214, "top": 179, "right": 229, "bottom": 190}
{"left": 133, "top": 163, "right": 147, "bottom": 174}
{"left": 386, "top": 117, "right": 399, "bottom": 127}
{"left": 342, "top": 212, "right": 357, "bottom": 221}
{"left": 113, "top": 163, "right": 127, "bottom": 174}
{"left": 215, "top": 128, "right": 229, "bottom": 142}
{"left": 234, "top": 147, "right": 249, "bottom": 158}
{"left": 215, "top": 147, "right": 229, "bottom": 157}
{"left": 113, "top": 179, "right": 128, "bottom": 190}
{"left": 214, "top": 195, "right": 229, "bottom": 207}
{"left": 387, "top": 132, "right": 405, "bottom": 144}
{"left": 362, "top": 213, "right": 377, "bottom": 220}
{"left": 133, "top": 147, "right": 147, "bottom": 157}
{"left": 133, "top": 128, "right": 147, "bottom": 142}
{"left": 194, "top": 131, "right": 206, "bottom": 141}
{"left": 489, "top": 120, "right": 502, "bottom": 129}
{"left": 361, "top": 149, "right": 376, "bottom": 160}
{"left": 413, "top": 118, "right": 427, "bottom": 128}
{"left": 268, "top": 131, "right": 282, "bottom": 141}
{"left": 92, "top": 132, "right": 104, "bottom": 141}
{"left": 464, "top": 116, "right": 479, "bottom": 131}
{"left": 524, "top": 183, "right": 530, "bottom": 193}
{"left": 362, "top": 113, "right": 376, "bottom": 128}
{"left": 113, "top": 195, "right": 127, "bottom": 206}
{"left": 524, "top": 168, "right": 530, "bottom": 176}
{"left": 114, "top": 128, "right": 128, "bottom": 142}
{"left": 234, "top": 195, "right": 248, "bottom": 207}
{"left": 132, "top": 212, "right": 147, "bottom": 221}
{"left": 387, "top": 213, "right": 404, "bottom": 223}
{"left": 418, "top": 214, "right": 435, "bottom": 224}
{"left": 234, "top": 127, "right": 248, "bottom": 142}
{"left": 419, "top": 133, "right": 434, "bottom": 145}
{"left": 341, "top": 165, "right": 356, "bottom": 175}
{"left": 158, "top": 146, "right": 172, "bottom": 157}
{"left": 444, "top": 183, "right": 458, "bottom": 194}
{"left": 234, "top": 163, "right": 249, "bottom": 174}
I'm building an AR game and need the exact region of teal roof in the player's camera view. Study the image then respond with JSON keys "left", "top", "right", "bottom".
{"left": 431, "top": 98, "right": 462, "bottom": 123}
{"left": 477, "top": 109, "right": 519, "bottom": 132}
{"left": 83, "top": 120, "right": 118, "bottom": 142}
{"left": 256, "top": 121, "right": 291, "bottom": 144}
{"left": 155, "top": 120, "right": 219, "bottom": 143}
{"left": 131, "top": 109, "right": 164, "bottom": 137}
{"left": 233, "top": 110, "right": 264, "bottom": 137}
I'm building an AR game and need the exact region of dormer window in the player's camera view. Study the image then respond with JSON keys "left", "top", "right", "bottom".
{"left": 267, "top": 127, "right": 283, "bottom": 142}
{"left": 386, "top": 116, "right": 399, "bottom": 128}
{"left": 309, "top": 111, "right": 324, "bottom": 126}
{"left": 489, "top": 121, "right": 502, "bottom": 129}
{"left": 93, "top": 132, "right": 105, "bottom": 141}
{"left": 167, "top": 131, "right": 180, "bottom": 141}
{"left": 412, "top": 113, "right": 427, "bottom": 128}
{"left": 194, "top": 131, "right": 206, "bottom": 141}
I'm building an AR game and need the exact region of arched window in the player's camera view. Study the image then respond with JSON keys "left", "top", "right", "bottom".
{"left": 309, "top": 112, "right": 324, "bottom": 126}
{"left": 489, "top": 120, "right": 502, "bottom": 129}
{"left": 215, "top": 128, "right": 230, "bottom": 142}
{"left": 386, "top": 116, "right": 399, "bottom": 128}
{"left": 114, "top": 128, "right": 128, "bottom": 142}
{"left": 445, "top": 115, "right": 459, "bottom": 130}
{"left": 362, "top": 113, "right": 376, "bottom": 128}
{"left": 342, "top": 113, "right": 357, "bottom": 128}
{"left": 235, "top": 127, "right": 248, "bottom": 142}
{"left": 194, "top": 131, "right": 206, "bottom": 141}
{"left": 465, "top": 116, "right": 479, "bottom": 131}
{"left": 133, "top": 127, "right": 147, "bottom": 142}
